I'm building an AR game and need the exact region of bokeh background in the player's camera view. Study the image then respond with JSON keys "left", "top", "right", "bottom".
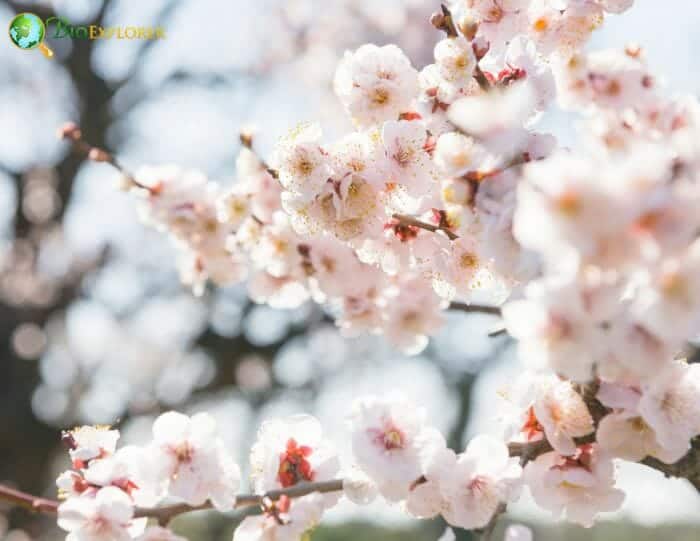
{"left": 1, "top": 1, "right": 699, "bottom": 540}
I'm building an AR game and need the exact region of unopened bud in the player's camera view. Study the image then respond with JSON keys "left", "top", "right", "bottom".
{"left": 58, "top": 122, "right": 81, "bottom": 141}
{"left": 625, "top": 42, "right": 642, "bottom": 58}
{"left": 239, "top": 131, "right": 254, "bottom": 149}
{"left": 458, "top": 16, "right": 478, "bottom": 41}
{"left": 430, "top": 12, "right": 446, "bottom": 30}
{"left": 88, "top": 148, "right": 111, "bottom": 162}
{"left": 116, "top": 175, "right": 136, "bottom": 192}
{"left": 472, "top": 38, "right": 490, "bottom": 60}
{"left": 61, "top": 430, "right": 77, "bottom": 450}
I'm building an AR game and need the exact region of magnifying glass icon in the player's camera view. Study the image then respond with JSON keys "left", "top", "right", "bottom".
{"left": 8, "top": 12, "right": 54, "bottom": 58}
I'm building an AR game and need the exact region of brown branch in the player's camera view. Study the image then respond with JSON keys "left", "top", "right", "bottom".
{"left": 239, "top": 130, "right": 279, "bottom": 180}
{"left": 473, "top": 65, "right": 492, "bottom": 92}
{"left": 135, "top": 479, "right": 344, "bottom": 526}
{"left": 392, "top": 213, "right": 459, "bottom": 240}
{"left": 507, "top": 382, "right": 700, "bottom": 493}
{"left": 448, "top": 302, "right": 501, "bottom": 316}
{"left": 0, "top": 479, "right": 344, "bottom": 525}
{"left": 0, "top": 484, "right": 59, "bottom": 515}
{"left": 430, "top": 4, "right": 459, "bottom": 38}
{"left": 57, "top": 122, "right": 148, "bottom": 190}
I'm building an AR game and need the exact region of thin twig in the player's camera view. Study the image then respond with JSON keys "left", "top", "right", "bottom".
{"left": 58, "top": 122, "right": 148, "bottom": 190}
{"left": 487, "top": 327, "right": 508, "bottom": 337}
{"left": 135, "top": 479, "right": 344, "bottom": 525}
{"left": 392, "top": 213, "right": 458, "bottom": 240}
{"left": 430, "top": 4, "right": 459, "bottom": 38}
{"left": 0, "top": 484, "right": 59, "bottom": 515}
{"left": 448, "top": 302, "right": 501, "bottom": 316}
{"left": 0, "top": 479, "right": 344, "bottom": 525}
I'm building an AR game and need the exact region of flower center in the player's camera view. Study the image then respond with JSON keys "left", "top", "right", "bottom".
{"left": 173, "top": 442, "right": 194, "bottom": 463}
{"left": 521, "top": 406, "right": 544, "bottom": 441}
{"left": 554, "top": 190, "right": 582, "bottom": 216}
{"left": 544, "top": 314, "right": 572, "bottom": 344}
{"left": 294, "top": 156, "right": 315, "bottom": 176}
{"left": 371, "top": 88, "right": 390, "bottom": 105}
{"left": 370, "top": 421, "right": 407, "bottom": 451}
{"left": 393, "top": 147, "right": 415, "bottom": 168}
{"left": 533, "top": 17, "right": 549, "bottom": 32}
{"left": 277, "top": 438, "right": 314, "bottom": 488}
{"left": 468, "top": 475, "right": 488, "bottom": 493}
{"left": 460, "top": 252, "right": 478, "bottom": 269}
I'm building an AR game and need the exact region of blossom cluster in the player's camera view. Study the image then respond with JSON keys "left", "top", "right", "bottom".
{"left": 54, "top": 395, "right": 538, "bottom": 541}
{"left": 57, "top": 0, "right": 700, "bottom": 537}
{"left": 115, "top": 0, "right": 643, "bottom": 357}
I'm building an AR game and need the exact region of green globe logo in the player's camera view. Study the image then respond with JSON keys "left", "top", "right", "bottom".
{"left": 8, "top": 12, "right": 53, "bottom": 57}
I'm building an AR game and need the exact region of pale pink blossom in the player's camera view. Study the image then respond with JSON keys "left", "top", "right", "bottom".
{"left": 273, "top": 123, "right": 330, "bottom": 198}
{"left": 532, "top": 376, "right": 594, "bottom": 456}
{"left": 524, "top": 445, "right": 624, "bottom": 527}
{"left": 502, "top": 278, "right": 602, "bottom": 382}
{"left": 146, "top": 411, "right": 241, "bottom": 511}
{"left": 64, "top": 426, "right": 120, "bottom": 467}
{"left": 233, "top": 493, "right": 324, "bottom": 541}
{"left": 250, "top": 415, "right": 340, "bottom": 509}
{"left": 57, "top": 487, "right": 142, "bottom": 541}
{"left": 426, "top": 436, "right": 522, "bottom": 529}
{"left": 334, "top": 44, "right": 419, "bottom": 127}
{"left": 350, "top": 394, "right": 444, "bottom": 501}
{"left": 434, "top": 37, "right": 477, "bottom": 85}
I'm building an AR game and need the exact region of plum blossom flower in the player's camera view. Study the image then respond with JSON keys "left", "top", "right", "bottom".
{"left": 457, "top": 0, "right": 528, "bottom": 57}
{"left": 637, "top": 361, "right": 700, "bottom": 462}
{"left": 524, "top": 444, "right": 624, "bottom": 527}
{"left": 247, "top": 271, "right": 310, "bottom": 309}
{"left": 531, "top": 376, "right": 594, "bottom": 456}
{"left": 63, "top": 425, "right": 120, "bottom": 468}
{"left": 305, "top": 236, "right": 369, "bottom": 300}
{"left": 430, "top": 235, "right": 489, "bottom": 301}
{"left": 596, "top": 412, "right": 675, "bottom": 464}
{"left": 433, "top": 436, "right": 523, "bottom": 529}
{"left": 249, "top": 415, "right": 340, "bottom": 508}
{"left": 57, "top": 487, "right": 143, "bottom": 541}
{"left": 131, "top": 165, "right": 213, "bottom": 238}
{"left": 513, "top": 152, "right": 633, "bottom": 268}
{"left": 383, "top": 276, "right": 445, "bottom": 354}
{"left": 273, "top": 123, "right": 330, "bottom": 198}
{"left": 434, "top": 37, "right": 477, "bottom": 85}
{"left": 596, "top": 382, "right": 675, "bottom": 462}
{"left": 381, "top": 120, "right": 436, "bottom": 198}
{"left": 406, "top": 434, "right": 522, "bottom": 527}
{"left": 146, "top": 412, "right": 241, "bottom": 511}
{"left": 502, "top": 278, "right": 603, "bottom": 382}
{"left": 350, "top": 394, "right": 445, "bottom": 501}
{"left": 233, "top": 493, "right": 324, "bottom": 541}
{"left": 433, "top": 132, "right": 488, "bottom": 178}
{"left": 448, "top": 82, "right": 536, "bottom": 153}
{"left": 334, "top": 44, "right": 419, "bottom": 127}
{"left": 82, "top": 446, "right": 160, "bottom": 507}
{"left": 632, "top": 240, "right": 700, "bottom": 343}
{"left": 501, "top": 37, "right": 555, "bottom": 115}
